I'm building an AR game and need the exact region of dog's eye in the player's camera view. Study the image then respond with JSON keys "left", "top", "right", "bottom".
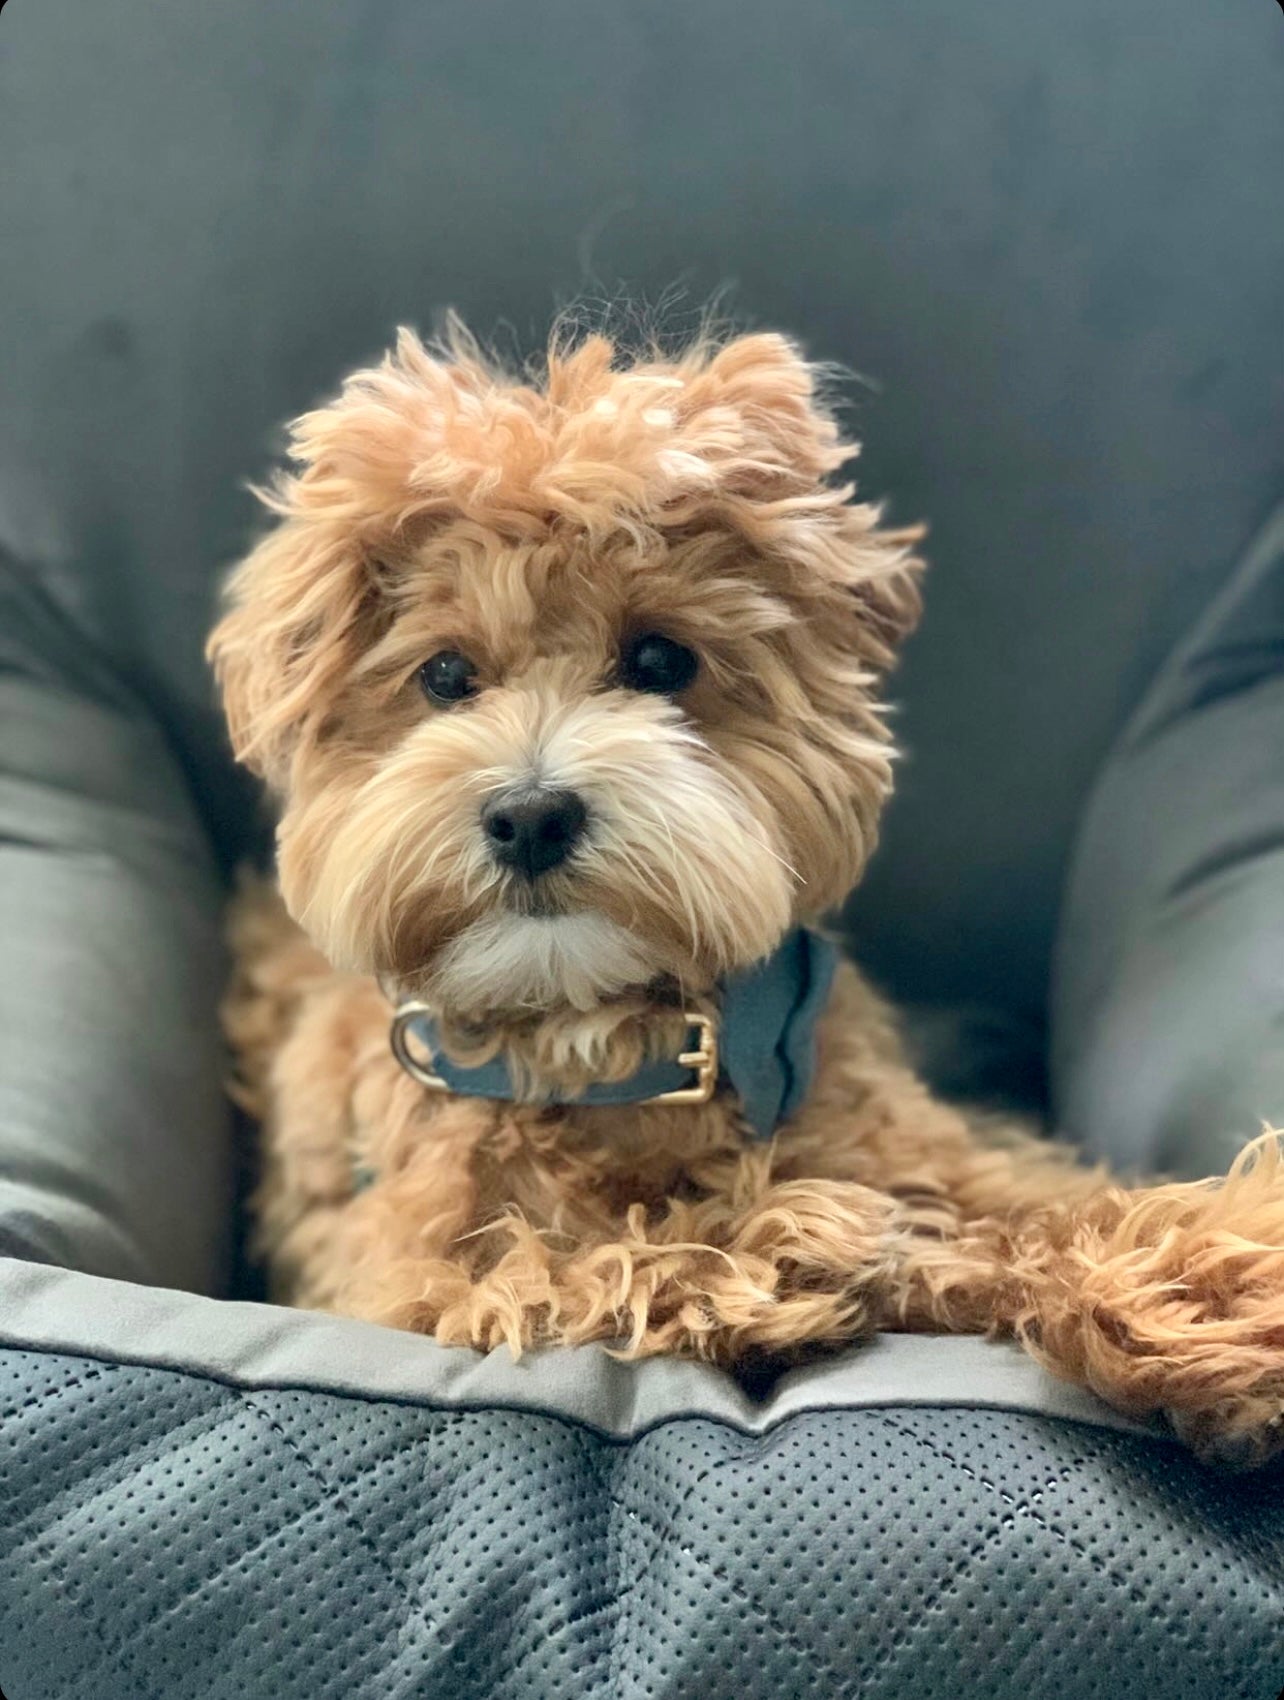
{"left": 619, "top": 632, "right": 699, "bottom": 696}
{"left": 419, "top": 649, "right": 478, "bottom": 705}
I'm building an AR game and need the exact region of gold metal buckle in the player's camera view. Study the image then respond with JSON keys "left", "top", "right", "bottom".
{"left": 389, "top": 1004, "right": 719, "bottom": 1105}
{"left": 646, "top": 1012, "right": 719, "bottom": 1105}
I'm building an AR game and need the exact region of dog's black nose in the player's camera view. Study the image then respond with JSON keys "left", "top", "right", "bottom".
{"left": 481, "top": 789, "right": 587, "bottom": 878}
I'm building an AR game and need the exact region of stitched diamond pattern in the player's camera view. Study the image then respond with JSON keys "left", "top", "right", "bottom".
{"left": 1, "top": 1350, "right": 1282, "bottom": 1700}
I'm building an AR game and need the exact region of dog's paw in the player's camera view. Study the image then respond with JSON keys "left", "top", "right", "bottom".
{"left": 578, "top": 1179, "right": 896, "bottom": 1361}
{"left": 1165, "top": 1405, "right": 1284, "bottom": 1472}
{"left": 1013, "top": 1131, "right": 1284, "bottom": 1466}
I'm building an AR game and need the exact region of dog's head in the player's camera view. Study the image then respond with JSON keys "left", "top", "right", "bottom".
{"left": 209, "top": 324, "right": 923, "bottom": 1024}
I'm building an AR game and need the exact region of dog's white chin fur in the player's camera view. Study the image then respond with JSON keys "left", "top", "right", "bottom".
{"left": 430, "top": 912, "right": 661, "bottom": 1014}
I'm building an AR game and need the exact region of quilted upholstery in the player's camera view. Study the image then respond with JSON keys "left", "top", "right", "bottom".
{"left": 2, "top": 1347, "right": 1282, "bottom": 1700}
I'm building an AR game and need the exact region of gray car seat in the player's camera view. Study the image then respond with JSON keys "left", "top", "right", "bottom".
{"left": 2, "top": 3, "right": 1283, "bottom": 1696}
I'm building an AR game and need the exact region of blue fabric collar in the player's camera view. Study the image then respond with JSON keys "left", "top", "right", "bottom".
{"left": 394, "top": 928, "right": 838, "bottom": 1140}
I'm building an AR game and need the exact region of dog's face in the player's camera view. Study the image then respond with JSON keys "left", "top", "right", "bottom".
{"left": 209, "top": 327, "right": 922, "bottom": 1021}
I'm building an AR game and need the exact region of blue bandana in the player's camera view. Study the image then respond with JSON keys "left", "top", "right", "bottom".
{"left": 388, "top": 928, "right": 838, "bottom": 1141}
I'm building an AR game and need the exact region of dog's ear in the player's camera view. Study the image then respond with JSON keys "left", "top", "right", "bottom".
{"left": 208, "top": 327, "right": 489, "bottom": 786}
{"left": 207, "top": 515, "right": 375, "bottom": 789}
{"left": 682, "top": 334, "right": 926, "bottom": 664}
{"left": 679, "top": 333, "right": 850, "bottom": 495}
{"left": 837, "top": 514, "right": 927, "bottom": 666}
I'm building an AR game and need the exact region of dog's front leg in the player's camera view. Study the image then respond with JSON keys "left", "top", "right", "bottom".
{"left": 980, "top": 1132, "right": 1284, "bottom": 1466}
{"left": 852, "top": 1095, "right": 1284, "bottom": 1465}
{"left": 528, "top": 1149, "right": 902, "bottom": 1363}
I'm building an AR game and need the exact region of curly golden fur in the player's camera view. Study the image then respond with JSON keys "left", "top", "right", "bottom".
{"left": 210, "top": 321, "right": 1284, "bottom": 1467}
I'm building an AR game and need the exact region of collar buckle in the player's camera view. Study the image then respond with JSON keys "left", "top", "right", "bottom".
{"left": 389, "top": 1001, "right": 452, "bottom": 1092}
{"left": 644, "top": 1013, "right": 719, "bottom": 1105}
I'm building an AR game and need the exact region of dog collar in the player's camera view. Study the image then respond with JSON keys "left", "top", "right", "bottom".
{"left": 387, "top": 928, "right": 838, "bottom": 1142}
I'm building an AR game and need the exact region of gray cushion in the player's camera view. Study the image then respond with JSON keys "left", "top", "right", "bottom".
{"left": 1053, "top": 507, "right": 1284, "bottom": 1178}
{"left": 0, "top": 560, "right": 233, "bottom": 1292}
{"left": 1, "top": 1339, "right": 1281, "bottom": 1700}
{"left": 0, "top": 1258, "right": 1156, "bottom": 1442}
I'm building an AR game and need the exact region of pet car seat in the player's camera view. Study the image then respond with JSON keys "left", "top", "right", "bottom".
{"left": 2, "top": 2, "right": 1283, "bottom": 1695}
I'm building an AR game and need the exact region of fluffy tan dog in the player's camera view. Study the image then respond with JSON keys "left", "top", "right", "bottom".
{"left": 210, "top": 321, "right": 1284, "bottom": 1466}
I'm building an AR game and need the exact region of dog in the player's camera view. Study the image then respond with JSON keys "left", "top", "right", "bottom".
{"left": 209, "top": 320, "right": 1284, "bottom": 1466}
